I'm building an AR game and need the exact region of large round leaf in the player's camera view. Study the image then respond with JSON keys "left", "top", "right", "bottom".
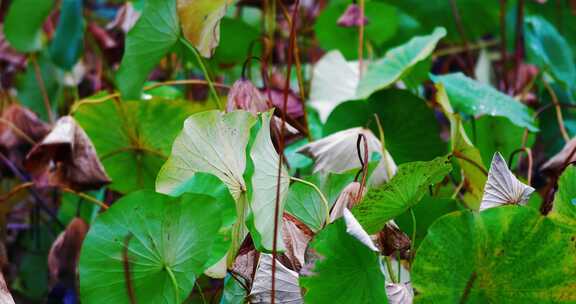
{"left": 79, "top": 190, "right": 223, "bottom": 304}
{"left": 74, "top": 98, "right": 206, "bottom": 193}
{"left": 412, "top": 206, "right": 576, "bottom": 303}
{"left": 324, "top": 89, "right": 446, "bottom": 164}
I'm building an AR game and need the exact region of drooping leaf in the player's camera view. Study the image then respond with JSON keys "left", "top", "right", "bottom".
{"left": 549, "top": 165, "right": 576, "bottom": 230}
{"left": 49, "top": 0, "right": 85, "bottom": 70}
{"left": 432, "top": 73, "right": 538, "bottom": 131}
{"left": 314, "top": 2, "right": 398, "bottom": 59}
{"left": 542, "top": 137, "right": 576, "bottom": 172}
{"left": 300, "top": 213, "right": 387, "bottom": 304}
{"left": 436, "top": 84, "right": 486, "bottom": 207}
{"left": 25, "top": 116, "right": 110, "bottom": 191}
{"left": 156, "top": 110, "right": 256, "bottom": 200}
{"left": 3, "top": 0, "right": 54, "bottom": 52}
{"left": 248, "top": 254, "right": 302, "bottom": 304}
{"left": 0, "top": 104, "right": 49, "bottom": 150}
{"left": 247, "top": 111, "right": 289, "bottom": 252}
{"left": 297, "top": 127, "right": 397, "bottom": 185}
{"left": 324, "top": 89, "right": 446, "bottom": 164}
{"left": 412, "top": 206, "right": 576, "bottom": 303}
{"left": 525, "top": 16, "right": 576, "bottom": 92}
{"left": 0, "top": 272, "right": 15, "bottom": 304}
{"left": 480, "top": 152, "right": 534, "bottom": 211}
{"left": 116, "top": 0, "right": 180, "bottom": 99}
{"left": 356, "top": 27, "right": 446, "bottom": 99}
{"left": 177, "top": 0, "right": 233, "bottom": 58}
{"left": 74, "top": 98, "right": 204, "bottom": 193}
{"left": 353, "top": 156, "right": 452, "bottom": 234}
{"left": 79, "top": 190, "right": 223, "bottom": 304}
{"left": 285, "top": 171, "right": 355, "bottom": 232}
{"left": 48, "top": 217, "right": 89, "bottom": 287}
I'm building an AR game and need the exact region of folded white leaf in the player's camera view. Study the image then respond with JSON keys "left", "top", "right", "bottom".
{"left": 343, "top": 208, "right": 379, "bottom": 252}
{"left": 386, "top": 282, "right": 414, "bottom": 304}
{"left": 249, "top": 254, "right": 303, "bottom": 304}
{"left": 480, "top": 152, "right": 535, "bottom": 211}
{"left": 297, "top": 127, "right": 397, "bottom": 185}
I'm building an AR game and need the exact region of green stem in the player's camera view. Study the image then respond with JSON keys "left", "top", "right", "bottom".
{"left": 179, "top": 37, "right": 222, "bottom": 110}
{"left": 165, "top": 266, "right": 180, "bottom": 304}
{"left": 384, "top": 256, "right": 398, "bottom": 283}
{"left": 195, "top": 281, "right": 207, "bottom": 304}
{"left": 396, "top": 250, "right": 402, "bottom": 282}
{"left": 409, "top": 208, "right": 417, "bottom": 264}
{"left": 290, "top": 177, "right": 331, "bottom": 226}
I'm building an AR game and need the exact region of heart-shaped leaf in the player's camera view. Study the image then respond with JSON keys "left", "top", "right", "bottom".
{"left": 356, "top": 27, "right": 446, "bottom": 99}
{"left": 116, "top": 0, "right": 180, "bottom": 99}
{"left": 432, "top": 73, "right": 538, "bottom": 131}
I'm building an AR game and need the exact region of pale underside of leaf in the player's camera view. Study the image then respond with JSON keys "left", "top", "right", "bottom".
{"left": 249, "top": 254, "right": 303, "bottom": 304}
{"left": 386, "top": 282, "right": 414, "bottom": 304}
{"left": 480, "top": 152, "right": 534, "bottom": 211}
{"left": 297, "top": 127, "right": 397, "bottom": 185}
{"left": 249, "top": 111, "right": 290, "bottom": 252}
{"left": 156, "top": 110, "right": 256, "bottom": 200}
{"left": 309, "top": 50, "right": 359, "bottom": 122}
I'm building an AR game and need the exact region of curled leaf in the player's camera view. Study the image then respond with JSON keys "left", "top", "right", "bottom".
{"left": 48, "top": 217, "right": 89, "bottom": 287}
{"left": 282, "top": 215, "right": 313, "bottom": 271}
{"left": 248, "top": 254, "right": 303, "bottom": 304}
{"left": 25, "top": 116, "right": 110, "bottom": 191}
{"left": 248, "top": 110, "right": 290, "bottom": 252}
{"left": 376, "top": 221, "right": 411, "bottom": 258}
{"left": 480, "top": 152, "right": 534, "bottom": 211}
{"left": 0, "top": 272, "right": 15, "bottom": 304}
{"left": 329, "top": 181, "right": 364, "bottom": 222}
{"left": 177, "top": 0, "right": 233, "bottom": 58}
{"left": 386, "top": 282, "right": 414, "bottom": 304}
{"left": 541, "top": 137, "right": 576, "bottom": 173}
{"left": 0, "top": 104, "right": 49, "bottom": 150}
{"left": 297, "top": 127, "right": 396, "bottom": 185}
